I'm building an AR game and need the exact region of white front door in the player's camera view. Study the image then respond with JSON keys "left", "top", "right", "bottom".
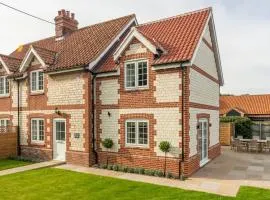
{"left": 53, "top": 119, "right": 66, "bottom": 161}
{"left": 199, "top": 119, "right": 208, "bottom": 166}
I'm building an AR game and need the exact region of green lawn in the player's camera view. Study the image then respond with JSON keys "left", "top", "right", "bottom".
{"left": 0, "top": 159, "right": 32, "bottom": 171}
{"left": 0, "top": 168, "right": 269, "bottom": 200}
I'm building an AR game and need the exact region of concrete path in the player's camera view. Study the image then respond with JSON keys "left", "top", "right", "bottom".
{"left": 0, "top": 160, "right": 65, "bottom": 176}
{"left": 56, "top": 164, "right": 239, "bottom": 197}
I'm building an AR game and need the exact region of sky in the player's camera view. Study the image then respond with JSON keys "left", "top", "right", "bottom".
{"left": 0, "top": 0, "right": 269, "bottom": 95}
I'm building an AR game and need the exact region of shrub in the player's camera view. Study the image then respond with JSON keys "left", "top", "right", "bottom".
{"left": 145, "top": 169, "right": 155, "bottom": 176}
{"left": 102, "top": 138, "right": 113, "bottom": 149}
{"left": 221, "top": 116, "right": 252, "bottom": 138}
{"left": 134, "top": 168, "right": 140, "bottom": 174}
{"left": 154, "top": 170, "right": 164, "bottom": 177}
{"left": 100, "top": 164, "right": 107, "bottom": 169}
{"left": 107, "top": 164, "right": 113, "bottom": 170}
{"left": 122, "top": 166, "right": 128, "bottom": 173}
{"left": 113, "top": 165, "right": 119, "bottom": 171}
{"left": 166, "top": 172, "right": 173, "bottom": 179}
{"left": 159, "top": 141, "right": 171, "bottom": 177}
{"left": 101, "top": 138, "right": 114, "bottom": 165}
{"left": 127, "top": 167, "right": 134, "bottom": 173}
{"left": 138, "top": 168, "right": 145, "bottom": 174}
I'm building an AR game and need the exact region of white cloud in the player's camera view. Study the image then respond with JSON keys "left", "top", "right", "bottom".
{"left": 0, "top": 0, "right": 269, "bottom": 94}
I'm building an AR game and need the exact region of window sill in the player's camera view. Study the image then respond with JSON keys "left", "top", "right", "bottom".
{"left": 30, "top": 91, "right": 44, "bottom": 96}
{"left": 0, "top": 95, "right": 10, "bottom": 99}
{"left": 125, "top": 145, "right": 149, "bottom": 149}
{"left": 124, "top": 87, "right": 149, "bottom": 92}
{"left": 31, "top": 141, "right": 45, "bottom": 146}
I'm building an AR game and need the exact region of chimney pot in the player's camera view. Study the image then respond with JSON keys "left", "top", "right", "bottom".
{"left": 54, "top": 9, "right": 78, "bottom": 38}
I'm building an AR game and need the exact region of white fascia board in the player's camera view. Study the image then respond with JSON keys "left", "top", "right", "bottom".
{"left": 19, "top": 46, "right": 46, "bottom": 72}
{"left": 0, "top": 57, "right": 11, "bottom": 74}
{"left": 46, "top": 67, "right": 84, "bottom": 75}
{"left": 88, "top": 17, "right": 137, "bottom": 70}
{"left": 190, "top": 14, "right": 211, "bottom": 65}
{"left": 190, "top": 10, "right": 224, "bottom": 86}
{"left": 113, "top": 28, "right": 158, "bottom": 61}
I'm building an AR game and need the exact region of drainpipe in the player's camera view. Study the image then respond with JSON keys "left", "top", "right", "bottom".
{"left": 180, "top": 63, "right": 185, "bottom": 180}
{"left": 16, "top": 79, "right": 21, "bottom": 156}
{"left": 89, "top": 70, "right": 98, "bottom": 164}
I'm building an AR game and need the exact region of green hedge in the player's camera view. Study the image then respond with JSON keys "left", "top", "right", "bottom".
{"left": 220, "top": 116, "right": 252, "bottom": 139}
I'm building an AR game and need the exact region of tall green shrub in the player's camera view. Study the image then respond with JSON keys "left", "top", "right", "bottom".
{"left": 220, "top": 116, "right": 252, "bottom": 139}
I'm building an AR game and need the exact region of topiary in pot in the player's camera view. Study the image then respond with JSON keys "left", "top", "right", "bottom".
{"left": 159, "top": 141, "right": 171, "bottom": 177}
{"left": 102, "top": 138, "right": 114, "bottom": 165}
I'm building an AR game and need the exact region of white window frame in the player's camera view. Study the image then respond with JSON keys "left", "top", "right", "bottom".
{"left": 124, "top": 59, "right": 149, "bottom": 90}
{"left": 0, "top": 76, "right": 10, "bottom": 97}
{"left": 30, "top": 70, "right": 44, "bottom": 93}
{"left": 31, "top": 118, "right": 45, "bottom": 143}
{"left": 0, "top": 119, "right": 9, "bottom": 127}
{"left": 125, "top": 119, "right": 149, "bottom": 148}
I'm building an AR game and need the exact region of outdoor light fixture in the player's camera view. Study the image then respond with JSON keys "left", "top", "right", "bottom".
{"left": 55, "top": 107, "right": 61, "bottom": 115}
{"left": 108, "top": 111, "right": 111, "bottom": 117}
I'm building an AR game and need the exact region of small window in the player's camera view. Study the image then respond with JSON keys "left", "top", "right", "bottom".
{"left": 125, "top": 120, "right": 149, "bottom": 147}
{"left": 31, "top": 70, "right": 44, "bottom": 93}
{"left": 0, "top": 119, "right": 9, "bottom": 127}
{"left": 31, "top": 119, "right": 44, "bottom": 142}
{"left": 0, "top": 76, "right": 10, "bottom": 96}
{"left": 125, "top": 60, "right": 148, "bottom": 89}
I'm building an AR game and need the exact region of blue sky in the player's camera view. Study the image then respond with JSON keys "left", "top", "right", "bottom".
{"left": 0, "top": 0, "right": 269, "bottom": 95}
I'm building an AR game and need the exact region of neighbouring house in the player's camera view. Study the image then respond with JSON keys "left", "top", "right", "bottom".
{"left": 0, "top": 7, "right": 223, "bottom": 177}
{"left": 220, "top": 95, "right": 270, "bottom": 139}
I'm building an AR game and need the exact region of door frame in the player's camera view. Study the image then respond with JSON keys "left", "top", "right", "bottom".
{"left": 53, "top": 118, "right": 67, "bottom": 161}
{"left": 199, "top": 118, "right": 209, "bottom": 167}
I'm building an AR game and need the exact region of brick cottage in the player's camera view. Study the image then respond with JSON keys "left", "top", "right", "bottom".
{"left": 0, "top": 7, "right": 223, "bottom": 177}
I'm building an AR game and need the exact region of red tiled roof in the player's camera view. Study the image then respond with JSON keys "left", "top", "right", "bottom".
{"left": 137, "top": 7, "right": 211, "bottom": 65}
{"left": 0, "top": 54, "right": 22, "bottom": 72}
{"left": 10, "top": 14, "right": 135, "bottom": 73}
{"left": 220, "top": 95, "right": 270, "bottom": 115}
{"left": 32, "top": 45, "right": 57, "bottom": 65}
{"left": 95, "top": 8, "right": 211, "bottom": 73}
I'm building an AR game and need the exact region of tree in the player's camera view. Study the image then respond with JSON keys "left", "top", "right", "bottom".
{"left": 102, "top": 138, "right": 114, "bottom": 165}
{"left": 159, "top": 141, "right": 171, "bottom": 177}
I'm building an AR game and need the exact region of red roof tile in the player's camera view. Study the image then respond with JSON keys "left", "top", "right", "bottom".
{"left": 10, "top": 14, "right": 135, "bottom": 73}
{"left": 137, "top": 8, "right": 211, "bottom": 65}
{"left": 95, "top": 8, "right": 212, "bottom": 73}
{"left": 0, "top": 54, "right": 22, "bottom": 72}
{"left": 220, "top": 95, "right": 270, "bottom": 115}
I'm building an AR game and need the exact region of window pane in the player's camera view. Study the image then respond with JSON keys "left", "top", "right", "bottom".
{"left": 31, "top": 72, "right": 37, "bottom": 91}
{"left": 32, "top": 120, "right": 38, "bottom": 140}
{"left": 38, "top": 72, "right": 44, "bottom": 90}
{"left": 0, "top": 78, "right": 4, "bottom": 94}
{"left": 0, "top": 120, "right": 4, "bottom": 127}
{"left": 138, "top": 62, "right": 147, "bottom": 86}
{"left": 138, "top": 122, "right": 148, "bottom": 144}
{"left": 126, "top": 64, "right": 135, "bottom": 87}
{"left": 39, "top": 120, "right": 44, "bottom": 141}
{"left": 5, "top": 78, "right": 9, "bottom": 94}
{"left": 126, "top": 122, "right": 136, "bottom": 144}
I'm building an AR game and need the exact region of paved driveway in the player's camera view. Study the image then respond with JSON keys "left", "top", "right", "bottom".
{"left": 193, "top": 146, "right": 270, "bottom": 181}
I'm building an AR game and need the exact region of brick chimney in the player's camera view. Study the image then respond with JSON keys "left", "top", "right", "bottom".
{"left": 54, "top": 9, "right": 78, "bottom": 38}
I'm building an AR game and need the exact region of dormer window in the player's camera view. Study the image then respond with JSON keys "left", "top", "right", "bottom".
{"left": 125, "top": 60, "right": 148, "bottom": 90}
{"left": 0, "top": 76, "right": 9, "bottom": 97}
{"left": 31, "top": 70, "right": 44, "bottom": 93}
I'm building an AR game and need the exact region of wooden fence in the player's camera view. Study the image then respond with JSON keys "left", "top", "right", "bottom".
{"left": 220, "top": 123, "right": 234, "bottom": 146}
{"left": 0, "top": 126, "right": 18, "bottom": 159}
